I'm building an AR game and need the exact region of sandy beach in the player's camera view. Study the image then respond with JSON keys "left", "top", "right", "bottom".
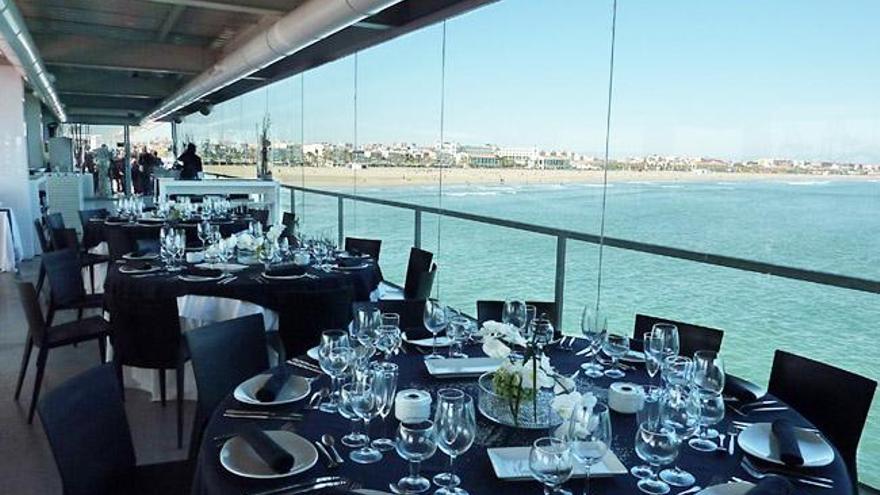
{"left": 205, "top": 165, "right": 878, "bottom": 188}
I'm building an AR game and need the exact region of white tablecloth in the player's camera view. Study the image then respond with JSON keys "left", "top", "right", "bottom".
{"left": 0, "top": 208, "right": 22, "bottom": 272}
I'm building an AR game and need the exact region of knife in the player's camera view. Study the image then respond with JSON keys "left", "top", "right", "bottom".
{"left": 284, "top": 480, "right": 350, "bottom": 494}
{"left": 247, "top": 476, "right": 344, "bottom": 495}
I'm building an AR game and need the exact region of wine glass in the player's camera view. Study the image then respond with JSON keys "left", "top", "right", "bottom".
{"left": 529, "top": 437, "right": 573, "bottom": 495}
{"left": 395, "top": 421, "right": 437, "bottom": 494}
{"left": 533, "top": 316, "right": 555, "bottom": 347}
{"left": 348, "top": 373, "right": 383, "bottom": 464}
{"left": 423, "top": 299, "right": 448, "bottom": 360}
{"left": 568, "top": 403, "right": 612, "bottom": 495}
{"left": 692, "top": 350, "right": 725, "bottom": 395}
{"left": 370, "top": 362, "right": 399, "bottom": 453}
{"left": 339, "top": 382, "right": 367, "bottom": 448}
{"left": 446, "top": 316, "right": 469, "bottom": 359}
{"left": 197, "top": 220, "right": 210, "bottom": 249}
{"left": 631, "top": 386, "right": 663, "bottom": 479}
{"left": 317, "top": 330, "right": 352, "bottom": 413}
{"left": 523, "top": 304, "right": 538, "bottom": 341}
{"left": 651, "top": 323, "right": 680, "bottom": 359}
{"left": 688, "top": 391, "right": 725, "bottom": 452}
{"left": 258, "top": 238, "right": 275, "bottom": 271}
{"left": 502, "top": 299, "right": 527, "bottom": 330}
{"left": 602, "top": 333, "right": 629, "bottom": 378}
{"left": 376, "top": 313, "right": 402, "bottom": 360}
{"left": 661, "top": 356, "right": 693, "bottom": 388}
{"left": 644, "top": 332, "right": 663, "bottom": 383}
{"left": 658, "top": 387, "right": 699, "bottom": 487}
{"left": 579, "top": 305, "right": 607, "bottom": 379}
{"left": 433, "top": 389, "right": 476, "bottom": 495}
{"left": 634, "top": 422, "right": 680, "bottom": 494}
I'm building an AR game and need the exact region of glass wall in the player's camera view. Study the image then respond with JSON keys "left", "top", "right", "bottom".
{"left": 175, "top": 0, "right": 878, "bottom": 484}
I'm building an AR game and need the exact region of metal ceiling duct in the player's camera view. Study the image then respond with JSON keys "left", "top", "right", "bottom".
{"left": 142, "top": 0, "right": 403, "bottom": 124}
{"left": 0, "top": 0, "right": 66, "bottom": 121}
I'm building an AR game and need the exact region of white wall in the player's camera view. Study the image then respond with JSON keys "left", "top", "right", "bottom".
{"left": 24, "top": 92, "right": 44, "bottom": 170}
{"left": 0, "top": 65, "right": 35, "bottom": 258}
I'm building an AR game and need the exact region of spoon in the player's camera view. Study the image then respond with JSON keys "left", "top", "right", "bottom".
{"left": 321, "top": 434, "right": 345, "bottom": 465}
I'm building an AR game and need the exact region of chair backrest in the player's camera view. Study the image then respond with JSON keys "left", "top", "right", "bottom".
{"left": 17, "top": 283, "right": 47, "bottom": 344}
{"left": 476, "top": 300, "right": 558, "bottom": 329}
{"left": 104, "top": 225, "right": 136, "bottom": 261}
{"left": 37, "top": 364, "right": 136, "bottom": 495}
{"left": 107, "top": 293, "right": 183, "bottom": 369}
{"left": 344, "top": 237, "right": 382, "bottom": 261}
{"left": 277, "top": 285, "right": 354, "bottom": 358}
{"left": 403, "top": 248, "right": 434, "bottom": 298}
{"left": 185, "top": 315, "right": 268, "bottom": 448}
{"left": 42, "top": 249, "right": 87, "bottom": 308}
{"left": 768, "top": 350, "right": 876, "bottom": 486}
{"left": 47, "top": 212, "right": 65, "bottom": 231}
{"left": 282, "top": 212, "right": 296, "bottom": 231}
{"left": 407, "top": 263, "right": 436, "bottom": 300}
{"left": 249, "top": 209, "right": 269, "bottom": 225}
{"left": 377, "top": 299, "right": 427, "bottom": 334}
{"left": 78, "top": 208, "right": 108, "bottom": 227}
{"left": 34, "top": 219, "right": 52, "bottom": 253}
{"left": 633, "top": 314, "right": 724, "bottom": 357}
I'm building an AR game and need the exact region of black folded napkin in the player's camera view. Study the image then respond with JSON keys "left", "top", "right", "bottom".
{"left": 106, "top": 216, "right": 125, "bottom": 223}
{"left": 265, "top": 264, "right": 307, "bottom": 277}
{"left": 744, "top": 475, "right": 794, "bottom": 494}
{"left": 772, "top": 419, "right": 804, "bottom": 467}
{"left": 128, "top": 248, "right": 154, "bottom": 258}
{"left": 128, "top": 261, "right": 154, "bottom": 271}
{"left": 182, "top": 267, "right": 222, "bottom": 278}
{"left": 724, "top": 374, "right": 763, "bottom": 403}
{"left": 238, "top": 424, "right": 295, "bottom": 473}
{"left": 255, "top": 368, "right": 290, "bottom": 403}
{"left": 337, "top": 256, "right": 362, "bottom": 268}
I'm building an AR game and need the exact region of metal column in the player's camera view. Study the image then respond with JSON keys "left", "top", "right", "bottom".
{"left": 414, "top": 210, "right": 422, "bottom": 248}
{"left": 171, "top": 121, "right": 179, "bottom": 158}
{"left": 554, "top": 236, "right": 567, "bottom": 328}
{"left": 123, "top": 124, "right": 132, "bottom": 195}
{"left": 337, "top": 197, "right": 344, "bottom": 247}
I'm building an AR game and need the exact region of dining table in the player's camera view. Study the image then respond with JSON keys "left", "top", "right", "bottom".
{"left": 191, "top": 340, "right": 854, "bottom": 495}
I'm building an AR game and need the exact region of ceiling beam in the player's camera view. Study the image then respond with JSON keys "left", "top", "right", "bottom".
{"left": 145, "top": 0, "right": 285, "bottom": 16}
{"left": 34, "top": 34, "right": 214, "bottom": 75}
{"left": 24, "top": 17, "right": 211, "bottom": 46}
{"left": 54, "top": 71, "right": 183, "bottom": 99}
{"left": 65, "top": 114, "right": 142, "bottom": 126}
{"left": 157, "top": 5, "right": 187, "bottom": 42}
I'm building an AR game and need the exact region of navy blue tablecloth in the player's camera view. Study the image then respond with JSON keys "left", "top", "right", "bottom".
{"left": 191, "top": 344, "right": 853, "bottom": 495}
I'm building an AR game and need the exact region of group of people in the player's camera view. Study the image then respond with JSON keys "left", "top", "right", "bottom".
{"left": 83, "top": 143, "right": 203, "bottom": 198}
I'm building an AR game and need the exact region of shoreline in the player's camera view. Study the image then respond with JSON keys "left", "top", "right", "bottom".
{"left": 205, "top": 165, "right": 879, "bottom": 188}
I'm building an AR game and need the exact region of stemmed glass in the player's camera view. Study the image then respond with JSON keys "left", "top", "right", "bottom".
{"left": 579, "top": 306, "right": 607, "bottom": 379}
{"left": 197, "top": 220, "right": 210, "bottom": 249}
{"left": 529, "top": 437, "right": 573, "bottom": 495}
{"left": 423, "top": 299, "right": 448, "bottom": 360}
{"left": 376, "top": 313, "right": 402, "bottom": 360}
{"left": 658, "top": 386, "right": 700, "bottom": 488}
{"left": 370, "top": 362, "right": 399, "bottom": 453}
{"left": 395, "top": 421, "right": 437, "bottom": 494}
{"left": 692, "top": 350, "right": 725, "bottom": 394}
{"left": 317, "top": 330, "right": 353, "bottom": 413}
{"left": 446, "top": 316, "right": 469, "bottom": 359}
{"left": 661, "top": 356, "right": 693, "bottom": 388}
{"left": 347, "top": 371, "right": 383, "bottom": 464}
{"left": 433, "top": 389, "right": 476, "bottom": 495}
{"left": 602, "top": 333, "right": 630, "bottom": 378}
{"left": 689, "top": 391, "right": 725, "bottom": 452}
{"left": 651, "top": 323, "right": 680, "bottom": 361}
{"left": 631, "top": 386, "right": 663, "bottom": 479}
{"left": 568, "top": 403, "right": 612, "bottom": 495}
{"left": 533, "top": 317, "right": 555, "bottom": 348}
{"left": 258, "top": 238, "right": 276, "bottom": 271}
{"left": 644, "top": 332, "right": 663, "bottom": 384}
{"left": 634, "top": 422, "right": 681, "bottom": 494}
{"left": 339, "top": 382, "right": 367, "bottom": 448}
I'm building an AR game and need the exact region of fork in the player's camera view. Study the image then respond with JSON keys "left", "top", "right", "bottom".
{"left": 740, "top": 458, "right": 833, "bottom": 488}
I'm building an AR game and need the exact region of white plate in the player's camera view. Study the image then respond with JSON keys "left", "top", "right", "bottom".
{"left": 178, "top": 273, "right": 224, "bottom": 282}
{"left": 119, "top": 265, "right": 162, "bottom": 274}
{"left": 263, "top": 272, "right": 310, "bottom": 280}
{"left": 195, "top": 262, "right": 248, "bottom": 272}
{"left": 306, "top": 346, "right": 320, "bottom": 361}
{"left": 425, "top": 357, "right": 503, "bottom": 378}
{"left": 219, "top": 430, "right": 317, "bottom": 479}
{"left": 696, "top": 482, "right": 755, "bottom": 495}
{"left": 234, "top": 373, "right": 311, "bottom": 406}
{"left": 334, "top": 263, "right": 370, "bottom": 270}
{"left": 123, "top": 252, "right": 159, "bottom": 261}
{"left": 737, "top": 422, "right": 834, "bottom": 467}
{"left": 405, "top": 335, "right": 452, "bottom": 348}
{"left": 621, "top": 350, "right": 646, "bottom": 363}
{"left": 487, "top": 446, "right": 627, "bottom": 480}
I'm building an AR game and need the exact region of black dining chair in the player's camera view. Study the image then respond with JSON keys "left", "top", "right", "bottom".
{"left": 184, "top": 314, "right": 268, "bottom": 459}
{"left": 33, "top": 219, "right": 52, "bottom": 295}
{"left": 768, "top": 350, "right": 876, "bottom": 487}
{"left": 14, "top": 283, "right": 109, "bottom": 423}
{"left": 46, "top": 212, "right": 66, "bottom": 242}
{"left": 632, "top": 314, "right": 724, "bottom": 357}
{"left": 249, "top": 208, "right": 270, "bottom": 225}
{"left": 38, "top": 364, "right": 194, "bottom": 495}
{"left": 105, "top": 224, "right": 137, "bottom": 261}
{"left": 403, "top": 247, "right": 433, "bottom": 299}
{"left": 476, "top": 300, "right": 559, "bottom": 329}
{"left": 276, "top": 285, "right": 354, "bottom": 359}
{"left": 56, "top": 227, "right": 109, "bottom": 294}
{"left": 377, "top": 299, "right": 428, "bottom": 336}
{"left": 107, "top": 294, "right": 189, "bottom": 448}
{"left": 42, "top": 248, "right": 104, "bottom": 325}
{"left": 78, "top": 207, "right": 109, "bottom": 227}
{"left": 79, "top": 208, "right": 109, "bottom": 249}
{"left": 344, "top": 237, "right": 382, "bottom": 261}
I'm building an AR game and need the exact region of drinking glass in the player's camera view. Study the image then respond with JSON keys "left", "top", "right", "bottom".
{"left": 634, "top": 422, "right": 680, "bottom": 494}
{"left": 688, "top": 391, "right": 725, "bottom": 452}
{"left": 395, "top": 421, "right": 437, "bottom": 494}
{"left": 370, "top": 362, "right": 399, "bottom": 452}
{"left": 568, "top": 403, "right": 612, "bottom": 495}
{"left": 446, "top": 316, "right": 469, "bottom": 359}
{"left": 502, "top": 299, "right": 527, "bottom": 330}
{"left": 423, "top": 299, "right": 448, "bottom": 360}
{"left": 644, "top": 332, "right": 662, "bottom": 382}
{"left": 692, "top": 350, "right": 725, "bottom": 395}
{"left": 197, "top": 221, "right": 210, "bottom": 249}
{"left": 529, "top": 437, "right": 573, "bottom": 495}
{"left": 602, "top": 333, "right": 629, "bottom": 378}
{"left": 579, "top": 306, "right": 607, "bottom": 378}
{"left": 318, "top": 330, "right": 352, "bottom": 413}
{"left": 339, "top": 382, "right": 367, "bottom": 448}
{"left": 376, "top": 313, "right": 402, "bottom": 360}
{"left": 658, "top": 387, "right": 699, "bottom": 487}
{"left": 523, "top": 304, "right": 538, "bottom": 341}
{"left": 661, "top": 356, "right": 693, "bottom": 388}
{"left": 631, "top": 386, "right": 663, "bottom": 479}
{"left": 533, "top": 317, "right": 555, "bottom": 347}
{"left": 258, "top": 238, "right": 275, "bottom": 270}
{"left": 433, "top": 389, "right": 476, "bottom": 495}
{"left": 650, "top": 323, "right": 680, "bottom": 358}
{"left": 348, "top": 375, "right": 382, "bottom": 464}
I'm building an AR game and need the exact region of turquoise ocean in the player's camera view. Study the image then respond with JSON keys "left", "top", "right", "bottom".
{"left": 285, "top": 178, "right": 879, "bottom": 484}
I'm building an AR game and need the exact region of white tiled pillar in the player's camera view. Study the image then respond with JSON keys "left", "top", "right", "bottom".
{"left": 0, "top": 65, "right": 34, "bottom": 258}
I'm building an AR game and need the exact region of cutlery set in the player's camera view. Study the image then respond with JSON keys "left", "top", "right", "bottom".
{"left": 247, "top": 475, "right": 356, "bottom": 495}
{"left": 726, "top": 399, "right": 789, "bottom": 416}
{"left": 740, "top": 457, "right": 834, "bottom": 489}
{"left": 223, "top": 409, "right": 304, "bottom": 422}
{"left": 287, "top": 358, "right": 325, "bottom": 376}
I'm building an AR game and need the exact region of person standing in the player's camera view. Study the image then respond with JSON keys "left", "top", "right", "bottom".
{"left": 94, "top": 144, "right": 113, "bottom": 197}
{"left": 176, "top": 143, "right": 203, "bottom": 180}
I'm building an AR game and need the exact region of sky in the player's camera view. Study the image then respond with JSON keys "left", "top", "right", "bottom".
{"left": 178, "top": 0, "right": 880, "bottom": 163}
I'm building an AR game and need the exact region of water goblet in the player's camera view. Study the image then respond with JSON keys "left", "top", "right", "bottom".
{"left": 376, "top": 313, "right": 401, "bottom": 360}
{"left": 688, "top": 391, "right": 725, "bottom": 452}
{"left": 631, "top": 386, "right": 663, "bottom": 479}
{"left": 661, "top": 356, "right": 693, "bottom": 388}
{"left": 348, "top": 375, "right": 383, "bottom": 464}
{"left": 446, "top": 316, "right": 469, "bottom": 359}
{"left": 651, "top": 323, "right": 680, "bottom": 359}
{"left": 433, "top": 389, "right": 476, "bottom": 495}
{"left": 318, "top": 330, "right": 352, "bottom": 413}
{"left": 423, "top": 299, "right": 448, "bottom": 360}
{"left": 339, "top": 382, "right": 367, "bottom": 448}
{"left": 602, "top": 333, "right": 629, "bottom": 378}
{"left": 658, "top": 386, "right": 700, "bottom": 487}
{"left": 529, "top": 437, "right": 573, "bottom": 495}
{"left": 634, "top": 422, "right": 680, "bottom": 494}
{"left": 370, "top": 362, "right": 399, "bottom": 452}
{"left": 395, "top": 421, "right": 437, "bottom": 494}
{"left": 568, "top": 402, "right": 612, "bottom": 495}
{"left": 579, "top": 305, "right": 607, "bottom": 379}
{"left": 692, "top": 350, "right": 725, "bottom": 395}
{"left": 644, "top": 332, "right": 663, "bottom": 383}
{"left": 197, "top": 220, "right": 210, "bottom": 249}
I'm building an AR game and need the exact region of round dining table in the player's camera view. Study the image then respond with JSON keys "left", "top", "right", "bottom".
{"left": 191, "top": 342, "right": 854, "bottom": 495}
